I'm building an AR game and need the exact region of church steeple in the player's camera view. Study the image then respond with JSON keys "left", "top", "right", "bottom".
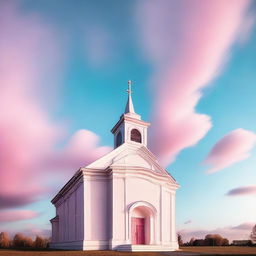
{"left": 123, "top": 80, "right": 141, "bottom": 120}
{"left": 124, "top": 80, "right": 135, "bottom": 114}
{"left": 111, "top": 81, "right": 150, "bottom": 149}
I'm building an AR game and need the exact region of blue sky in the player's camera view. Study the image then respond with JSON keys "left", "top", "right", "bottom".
{"left": 0, "top": 0, "right": 256, "bottom": 242}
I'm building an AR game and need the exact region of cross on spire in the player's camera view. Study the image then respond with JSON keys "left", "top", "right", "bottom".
{"left": 124, "top": 80, "right": 135, "bottom": 115}
{"left": 127, "top": 80, "right": 132, "bottom": 95}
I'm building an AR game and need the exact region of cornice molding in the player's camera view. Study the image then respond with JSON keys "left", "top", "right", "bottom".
{"left": 111, "top": 115, "right": 150, "bottom": 134}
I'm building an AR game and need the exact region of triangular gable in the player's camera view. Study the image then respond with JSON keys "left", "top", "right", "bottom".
{"left": 85, "top": 142, "right": 176, "bottom": 183}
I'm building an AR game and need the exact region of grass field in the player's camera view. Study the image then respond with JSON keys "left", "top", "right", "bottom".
{"left": 0, "top": 247, "right": 256, "bottom": 256}
{"left": 0, "top": 249, "right": 162, "bottom": 256}
{"left": 181, "top": 246, "right": 256, "bottom": 255}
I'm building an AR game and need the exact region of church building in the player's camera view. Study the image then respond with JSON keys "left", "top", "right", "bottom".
{"left": 50, "top": 81, "right": 180, "bottom": 251}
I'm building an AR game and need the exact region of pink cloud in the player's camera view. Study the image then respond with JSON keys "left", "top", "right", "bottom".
{"left": 204, "top": 129, "right": 256, "bottom": 173}
{"left": 47, "top": 129, "right": 112, "bottom": 172}
{"left": 179, "top": 222, "right": 254, "bottom": 242}
{"left": 136, "top": 0, "right": 253, "bottom": 165}
{"left": 0, "top": 2, "right": 110, "bottom": 209}
{"left": 232, "top": 223, "right": 256, "bottom": 230}
{"left": 0, "top": 210, "right": 39, "bottom": 222}
{"left": 226, "top": 186, "right": 256, "bottom": 196}
{"left": 0, "top": 2, "right": 63, "bottom": 208}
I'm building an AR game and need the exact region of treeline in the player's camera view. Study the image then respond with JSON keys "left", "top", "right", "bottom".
{"left": 179, "top": 234, "right": 230, "bottom": 246}
{"left": 0, "top": 232, "right": 49, "bottom": 249}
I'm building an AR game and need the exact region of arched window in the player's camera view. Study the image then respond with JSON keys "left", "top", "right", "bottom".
{"left": 130, "top": 129, "right": 142, "bottom": 143}
{"left": 116, "top": 131, "right": 122, "bottom": 147}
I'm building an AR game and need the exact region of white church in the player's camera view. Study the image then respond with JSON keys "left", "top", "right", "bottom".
{"left": 50, "top": 82, "right": 180, "bottom": 251}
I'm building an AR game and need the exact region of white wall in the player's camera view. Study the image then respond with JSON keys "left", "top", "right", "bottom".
{"left": 52, "top": 168, "right": 178, "bottom": 250}
{"left": 110, "top": 172, "right": 177, "bottom": 248}
{"left": 55, "top": 182, "right": 84, "bottom": 242}
{"left": 84, "top": 178, "right": 109, "bottom": 241}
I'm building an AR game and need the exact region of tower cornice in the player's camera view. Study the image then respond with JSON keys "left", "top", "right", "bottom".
{"left": 111, "top": 114, "right": 150, "bottom": 134}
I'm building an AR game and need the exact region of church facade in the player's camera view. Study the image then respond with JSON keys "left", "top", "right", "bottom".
{"left": 50, "top": 82, "right": 180, "bottom": 251}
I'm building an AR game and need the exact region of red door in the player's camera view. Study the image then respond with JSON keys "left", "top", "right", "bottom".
{"left": 132, "top": 218, "right": 145, "bottom": 244}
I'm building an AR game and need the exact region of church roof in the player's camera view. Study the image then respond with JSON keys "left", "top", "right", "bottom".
{"left": 85, "top": 142, "right": 177, "bottom": 183}
{"left": 51, "top": 142, "right": 179, "bottom": 204}
{"left": 81, "top": 142, "right": 179, "bottom": 187}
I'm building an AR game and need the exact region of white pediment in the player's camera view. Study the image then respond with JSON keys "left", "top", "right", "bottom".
{"left": 85, "top": 142, "right": 171, "bottom": 177}
{"left": 112, "top": 153, "right": 152, "bottom": 169}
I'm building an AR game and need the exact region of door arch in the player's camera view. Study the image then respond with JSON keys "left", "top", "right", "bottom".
{"left": 128, "top": 201, "right": 157, "bottom": 245}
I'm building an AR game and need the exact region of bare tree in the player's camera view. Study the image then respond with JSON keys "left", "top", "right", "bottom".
{"left": 34, "top": 236, "right": 49, "bottom": 248}
{"left": 189, "top": 237, "right": 195, "bottom": 246}
{"left": 177, "top": 233, "right": 183, "bottom": 246}
{"left": 13, "top": 233, "right": 33, "bottom": 248}
{"left": 0, "top": 232, "right": 10, "bottom": 248}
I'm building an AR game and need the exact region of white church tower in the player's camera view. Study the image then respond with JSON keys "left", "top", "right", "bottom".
{"left": 50, "top": 81, "right": 180, "bottom": 251}
{"left": 112, "top": 81, "right": 149, "bottom": 148}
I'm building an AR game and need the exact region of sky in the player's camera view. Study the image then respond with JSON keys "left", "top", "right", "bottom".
{"left": 0, "top": 0, "right": 256, "bottom": 242}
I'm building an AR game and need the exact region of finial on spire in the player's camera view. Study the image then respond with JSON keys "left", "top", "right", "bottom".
{"left": 124, "top": 80, "right": 135, "bottom": 115}
{"left": 127, "top": 80, "right": 132, "bottom": 95}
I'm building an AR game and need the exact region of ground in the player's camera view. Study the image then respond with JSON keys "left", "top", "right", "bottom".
{"left": 0, "top": 247, "right": 256, "bottom": 256}
{"left": 181, "top": 246, "right": 256, "bottom": 255}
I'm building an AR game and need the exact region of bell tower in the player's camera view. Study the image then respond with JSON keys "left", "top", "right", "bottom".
{"left": 111, "top": 81, "right": 150, "bottom": 148}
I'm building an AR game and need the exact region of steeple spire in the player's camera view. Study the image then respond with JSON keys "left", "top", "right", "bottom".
{"left": 111, "top": 80, "right": 150, "bottom": 148}
{"left": 125, "top": 80, "right": 135, "bottom": 114}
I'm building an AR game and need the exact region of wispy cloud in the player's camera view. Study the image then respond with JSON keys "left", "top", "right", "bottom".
{"left": 226, "top": 186, "right": 256, "bottom": 196}
{"left": 204, "top": 129, "right": 256, "bottom": 173}
{"left": 46, "top": 129, "right": 111, "bottom": 171}
{"left": 0, "top": 2, "right": 110, "bottom": 210}
{"left": 0, "top": 210, "right": 39, "bottom": 222}
{"left": 136, "top": 0, "right": 254, "bottom": 166}
{"left": 184, "top": 220, "right": 192, "bottom": 225}
{"left": 179, "top": 222, "right": 254, "bottom": 242}
{"left": 232, "top": 223, "right": 256, "bottom": 230}
{"left": 0, "top": 1, "right": 63, "bottom": 209}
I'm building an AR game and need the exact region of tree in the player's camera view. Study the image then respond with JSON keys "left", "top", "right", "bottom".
{"left": 24, "top": 236, "right": 33, "bottom": 247}
{"left": 0, "top": 232, "right": 10, "bottom": 248}
{"left": 189, "top": 237, "right": 195, "bottom": 246}
{"left": 13, "top": 233, "right": 33, "bottom": 248}
{"left": 250, "top": 224, "right": 256, "bottom": 244}
{"left": 177, "top": 233, "right": 183, "bottom": 246}
{"left": 222, "top": 238, "right": 229, "bottom": 246}
{"left": 204, "top": 234, "right": 229, "bottom": 246}
{"left": 34, "top": 236, "right": 49, "bottom": 248}
{"left": 13, "top": 233, "right": 24, "bottom": 247}
{"left": 193, "top": 239, "right": 205, "bottom": 246}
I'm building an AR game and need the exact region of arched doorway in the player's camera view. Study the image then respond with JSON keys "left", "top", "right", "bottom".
{"left": 131, "top": 207, "right": 146, "bottom": 244}
{"left": 128, "top": 201, "right": 156, "bottom": 245}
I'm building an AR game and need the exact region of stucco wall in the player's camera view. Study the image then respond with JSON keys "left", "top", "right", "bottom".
{"left": 110, "top": 171, "right": 177, "bottom": 248}
{"left": 51, "top": 162, "right": 178, "bottom": 250}
{"left": 84, "top": 177, "right": 109, "bottom": 241}
{"left": 55, "top": 182, "right": 84, "bottom": 242}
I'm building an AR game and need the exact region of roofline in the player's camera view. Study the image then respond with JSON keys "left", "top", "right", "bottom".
{"left": 51, "top": 143, "right": 179, "bottom": 204}
{"left": 111, "top": 114, "right": 150, "bottom": 134}
{"left": 50, "top": 215, "right": 59, "bottom": 223}
{"left": 139, "top": 146, "right": 177, "bottom": 183}
{"left": 51, "top": 168, "right": 83, "bottom": 204}
{"left": 107, "top": 166, "right": 180, "bottom": 188}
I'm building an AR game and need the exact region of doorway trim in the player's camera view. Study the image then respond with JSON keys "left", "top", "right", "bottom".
{"left": 127, "top": 201, "right": 157, "bottom": 245}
